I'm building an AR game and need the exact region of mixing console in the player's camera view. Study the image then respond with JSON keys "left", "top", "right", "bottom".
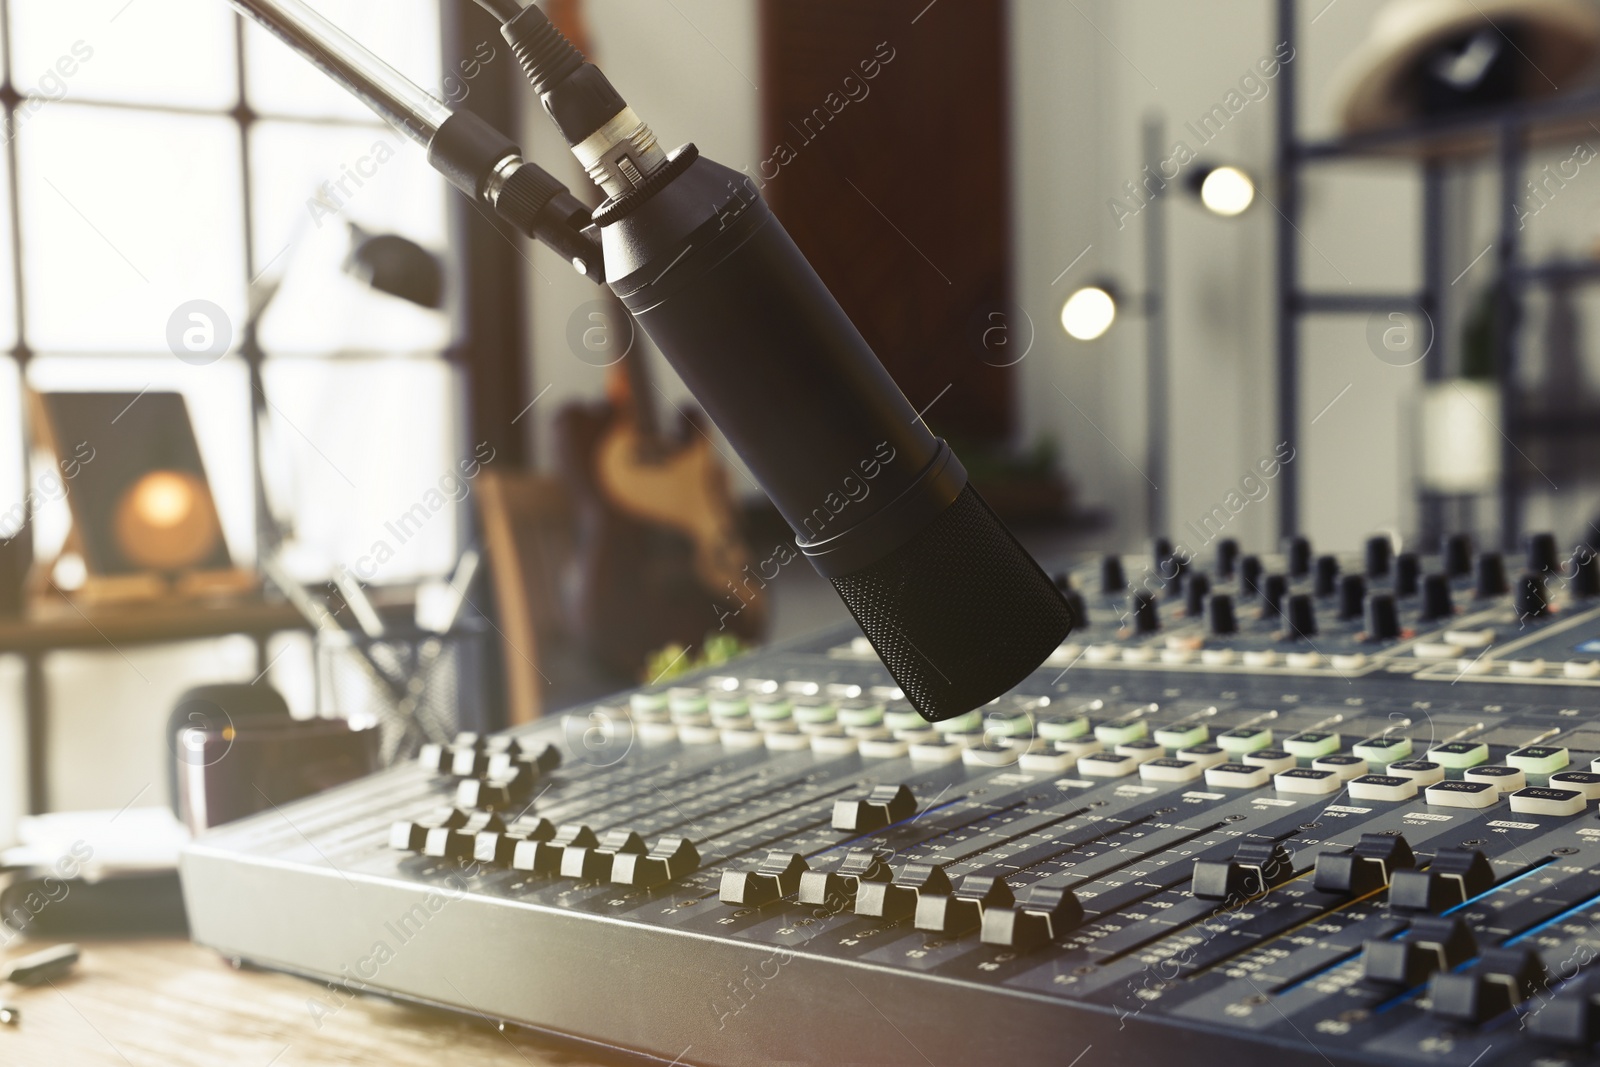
{"left": 182, "top": 532, "right": 1600, "bottom": 1066}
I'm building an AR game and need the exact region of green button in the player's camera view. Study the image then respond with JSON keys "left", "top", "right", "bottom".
{"left": 1094, "top": 717, "right": 1150, "bottom": 745}
{"left": 984, "top": 711, "right": 1036, "bottom": 737}
{"left": 668, "top": 688, "right": 708, "bottom": 716}
{"left": 935, "top": 710, "right": 985, "bottom": 734}
{"left": 1426, "top": 741, "right": 1490, "bottom": 769}
{"left": 751, "top": 699, "right": 794, "bottom": 722}
{"left": 1352, "top": 735, "right": 1412, "bottom": 763}
{"left": 1283, "top": 731, "right": 1341, "bottom": 758}
{"left": 837, "top": 701, "right": 886, "bottom": 727}
{"left": 1038, "top": 714, "right": 1090, "bottom": 741}
{"left": 709, "top": 696, "right": 749, "bottom": 718}
{"left": 630, "top": 691, "right": 670, "bottom": 720}
{"left": 1154, "top": 723, "right": 1209, "bottom": 749}
{"left": 884, "top": 708, "right": 926, "bottom": 732}
{"left": 793, "top": 701, "right": 838, "bottom": 725}
{"left": 1507, "top": 745, "right": 1570, "bottom": 774}
{"left": 1217, "top": 726, "right": 1273, "bottom": 753}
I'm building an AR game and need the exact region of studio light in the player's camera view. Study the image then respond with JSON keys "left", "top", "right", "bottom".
{"left": 1060, "top": 284, "right": 1117, "bottom": 341}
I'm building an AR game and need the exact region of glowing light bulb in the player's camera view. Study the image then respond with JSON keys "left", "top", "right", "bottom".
{"left": 1060, "top": 287, "right": 1117, "bottom": 341}
{"left": 1199, "top": 166, "right": 1254, "bottom": 217}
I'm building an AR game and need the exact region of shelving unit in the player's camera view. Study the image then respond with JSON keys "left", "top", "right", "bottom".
{"left": 1274, "top": 0, "right": 1600, "bottom": 548}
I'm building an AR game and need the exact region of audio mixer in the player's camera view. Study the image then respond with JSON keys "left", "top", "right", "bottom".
{"left": 182, "top": 532, "right": 1600, "bottom": 1066}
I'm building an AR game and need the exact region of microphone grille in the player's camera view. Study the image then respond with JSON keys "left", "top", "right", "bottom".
{"left": 830, "top": 485, "right": 1074, "bottom": 722}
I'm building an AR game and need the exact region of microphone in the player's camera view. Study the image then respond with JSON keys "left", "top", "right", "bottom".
{"left": 226, "top": 0, "right": 1073, "bottom": 721}
{"left": 490, "top": 3, "right": 1071, "bottom": 720}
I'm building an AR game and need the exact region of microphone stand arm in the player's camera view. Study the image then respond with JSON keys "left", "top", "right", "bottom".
{"left": 226, "top": 0, "right": 606, "bottom": 283}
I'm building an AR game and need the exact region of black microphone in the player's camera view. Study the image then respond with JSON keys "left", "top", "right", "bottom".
{"left": 492, "top": 4, "right": 1071, "bottom": 720}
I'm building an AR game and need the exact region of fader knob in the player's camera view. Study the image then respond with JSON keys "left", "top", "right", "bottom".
{"left": 1101, "top": 554, "right": 1126, "bottom": 593}
{"left": 1239, "top": 555, "right": 1263, "bottom": 598}
{"left": 1286, "top": 536, "right": 1312, "bottom": 577}
{"left": 1575, "top": 551, "right": 1600, "bottom": 598}
{"left": 1365, "top": 535, "right": 1392, "bottom": 577}
{"left": 1421, "top": 573, "right": 1454, "bottom": 621}
{"left": 1529, "top": 531, "right": 1560, "bottom": 575}
{"left": 1216, "top": 538, "right": 1240, "bottom": 578}
{"left": 1313, "top": 555, "right": 1340, "bottom": 597}
{"left": 1152, "top": 536, "right": 1174, "bottom": 564}
{"left": 1515, "top": 572, "right": 1549, "bottom": 619}
{"left": 1285, "top": 594, "right": 1317, "bottom": 639}
{"left": 1208, "top": 594, "right": 1238, "bottom": 635}
{"left": 1064, "top": 588, "right": 1089, "bottom": 630}
{"left": 1184, "top": 572, "right": 1211, "bottom": 617}
{"left": 1395, "top": 552, "right": 1420, "bottom": 597}
{"left": 1338, "top": 574, "right": 1366, "bottom": 620}
{"left": 1445, "top": 533, "right": 1473, "bottom": 576}
{"left": 1367, "top": 593, "right": 1401, "bottom": 640}
{"left": 1262, "top": 574, "right": 1288, "bottom": 618}
{"left": 1476, "top": 551, "right": 1508, "bottom": 597}
{"left": 1132, "top": 591, "right": 1161, "bottom": 634}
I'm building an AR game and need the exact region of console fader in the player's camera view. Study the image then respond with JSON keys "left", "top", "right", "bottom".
{"left": 183, "top": 533, "right": 1600, "bottom": 1066}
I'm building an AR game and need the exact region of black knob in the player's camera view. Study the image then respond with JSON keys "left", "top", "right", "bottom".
{"left": 1286, "top": 593, "right": 1317, "bottom": 639}
{"left": 1064, "top": 588, "right": 1088, "bottom": 630}
{"left": 1208, "top": 594, "right": 1238, "bottom": 635}
{"left": 1216, "top": 538, "right": 1240, "bottom": 579}
{"left": 1368, "top": 593, "right": 1401, "bottom": 640}
{"left": 1365, "top": 535, "right": 1393, "bottom": 578}
{"left": 1422, "top": 573, "right": 1454, "bottom": 621}
{"left": 1152, "top": 536, "right": 1174, "bottom": 563}
{"left": 1262, "top": 573, "right": 1288, "bottom": 618}
{"left": 1184, "top": 572, "right": 1211, "bottom": 617}
{"left": 1515, "top": 573, "right": 1549, "bottom": 620}
{"left": 1286, "top": 536, "right": 1312, "bottom": 578}
{"left": 1445, "top": 533, "right": 1473, "bottom": 577}
{"left": 1101, "top": 555, "right": 1126, "bottom": 594}
{"left": 1395, "top": 552, "right": 1420, "bottom": 597}
{"left": 1476, "top": 551, "right": 1508, "bottom": 598}
{"left": 1132, "top": 591, "right": 1160, "bottom": 634}
{"left": 1528, "top": 532, "right": 1559, "bottom": 575}
{"left": 1574, "top": 550, "right": 1600, "bottom": 598}
{"left": 1239, "top": 555, "right": 1263, "bottom": 598}
{"left": 1313, "top": 555, "right": 1340, "bottom": 597}
{"left": 1338, "top": 574, "right": 1367, "bottom": 620}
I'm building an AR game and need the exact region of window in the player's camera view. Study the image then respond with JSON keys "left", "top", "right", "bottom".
{"left": 1, "top": 0, "right": 462, "bottom": 584}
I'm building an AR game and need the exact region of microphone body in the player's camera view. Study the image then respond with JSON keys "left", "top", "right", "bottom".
{"left": 600, "top": 149, "right": 1073, "bottom": 720}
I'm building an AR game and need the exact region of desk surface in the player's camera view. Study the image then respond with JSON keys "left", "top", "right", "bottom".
{"left": 0, "top": 598, "right": 308, "bottom": 654}
{"left": 1, "top": 938, "right": 620, "bottom": 1066}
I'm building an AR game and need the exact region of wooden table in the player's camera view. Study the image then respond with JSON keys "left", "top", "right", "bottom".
{"left": 0, "top": 598, "right": 310, "bottom": 814}
{"left": 0, "top": 938, "right": 621, "bottom": 1066}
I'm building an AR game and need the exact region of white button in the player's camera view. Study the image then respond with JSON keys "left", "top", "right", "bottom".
{"left": 1313, "top": 754, "right": 1369, "bottom": 779}
{"left": 1509, "top": 787, "right": 1587, "bottom": 817}
{"left": 721, "top": 729, "right": 766, "bottom": 750}
{"left": 1286, "top": 652, "right": 1322, "bottom": 669}
{"left": 963, "top": 744, "right": 1020, "bottom": 767}
{"left": 811, "top": 734, "right": 859, "bottom": 755}
{"left": 1566, "top": 660, "right": 1600, "bottom": 679}
{"left": 849, "top": 636, "right": 875, "bottom": 656}
{"left": 860, "top": 739, "right": 911, "bottom": 759}
{"left": 1046, "top": 643, "right": 1081, "bottom": 665}
{"left": 1115, "top": 740, "right": 1165, "bottom": 764}
{"left": 639, "top": 722, "right": 679, "bottom": 743}
{"left": 1463, "top": 765, "right": 1526, "bottom": 792}
{"left": 1078, "top": 752, "right": 1140, "bottom": 777}
{"left": 1200, "top": 649, "right": 1237, "bottom": 665}
{"left": 894, "top": 727, "right": 938, "bottom": 744}
{"left": 1205, "top": 763, "right": 1271, "bottom": 789}
{"left": 1161, "top": 648, "right": 1195, "bottom": 665}
{"left": 908, "top": 739, "right": 964, "bottom": 763}
{"left": 1455, "top": 656, "right": 1493, "bottom": 676}
{"left": 1415, "top": 642, "right": 1464, "bottom": 660}
{"left": 1243, "top": 650, "right": 1279, "bottom": 667}
{"left": 1274, "top": 768, "right": 1342, "bottom": 794}
{"left": 1509, "top": 659, "right": 1546, "bottom": 677}
{"left": 1425, "top": 781, "right": 1498, "bottom": 808}
{"left": 1347, "top": 774, "right": 1418, "bottom": 801}
{"left": 1055, "top": 738, "right": 1105, "bottom": 758}
{"left": 1140, "top": 758, "right": 1205, "bottom": 783}
{"left": 1444, "top": 629, "right": 1496, "bottom": 649}
{"left": 1121, "top": 647, "right": 1155, "bottom": 664}
{"left": 1241, "top": 748, "right": 1297, "bottom": 774}
{"left": 1018, "top": 750, "right": 1077, "bottom": 774}
{"left": 1175, "top": 744, "right": 1229, "bottom": 769}
{"left": 1386, "top": 760, "right": 1446, "bottom": 786}
{"left": 1086, "top": 645, "right": 1120, "bottom": 663}
{"left": 1331, "top": 654, "right": 1368, "bottom": 671}
{"left": 1549, "top": 772, "right": 1600, "bottom": 800}
{"left": 765, "top": 730, "right": 813, "bottom": 751}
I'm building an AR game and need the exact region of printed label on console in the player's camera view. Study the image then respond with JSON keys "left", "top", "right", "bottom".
{"left": 1403, "top": 812, "right": 1453, "bottom": 822}
{"left": 1252, "top": 798, "right": 1295, "bottom": 807}
{"left": 1487, "top": 820, "right": 1539, "bottom": 830}
{"left": 1183, "top": 791, "right": 1225, "bottom": 800}
{"left": 1324, "top": 805, "right": 1372, "bottom": 814}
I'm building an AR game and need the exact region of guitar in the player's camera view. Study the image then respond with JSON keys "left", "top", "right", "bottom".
{"left": 556, "top": 300, "right": 768, "bottom": 679}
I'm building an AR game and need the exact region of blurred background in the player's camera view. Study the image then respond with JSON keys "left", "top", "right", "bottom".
{"left": 2, "top": 0, "right": 1600, "bottom": 864}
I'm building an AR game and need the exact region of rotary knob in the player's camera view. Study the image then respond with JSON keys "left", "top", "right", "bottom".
{"left": 1476, "top": 551, "right": 1508, "bottom": 598}
{"left": 1338, "top": 574, "right": 1366, "bottom": 621}
{"left": 1365, "top": 535, "right": 1392, "bottom": 577}
{"left": 1421, "top": 573, "right": 1454, "bottom": 622}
